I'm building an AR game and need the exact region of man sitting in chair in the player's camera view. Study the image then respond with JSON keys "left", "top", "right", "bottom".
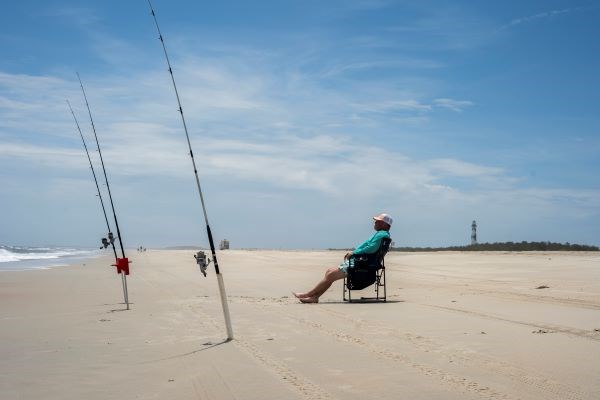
{"left": 293, "top": 213, "right": 392, "bottom": 303}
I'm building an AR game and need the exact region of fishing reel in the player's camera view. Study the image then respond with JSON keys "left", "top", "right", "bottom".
{"left": 194, "top": 250, "right": 211, "bottom": 277}
{"left": 100, "top": 232, "right": 115, "bottom": 249}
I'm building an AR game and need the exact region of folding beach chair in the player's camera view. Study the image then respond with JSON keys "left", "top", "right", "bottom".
{"left": 343, "top": 237, "right": 392, "bottom": 302}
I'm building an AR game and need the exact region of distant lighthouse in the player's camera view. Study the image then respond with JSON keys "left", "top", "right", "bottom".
{"left": 471, "top": 220, "right": 477, "bottom": 245}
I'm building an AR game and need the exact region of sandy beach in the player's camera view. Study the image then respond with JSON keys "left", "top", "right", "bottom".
{"left": 1, "top": 250, "right": 599, "bottom": 399}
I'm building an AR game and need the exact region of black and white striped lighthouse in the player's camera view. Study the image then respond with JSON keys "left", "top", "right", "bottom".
{"left": 471, "top": 220, "right": 477, "bottom": 245}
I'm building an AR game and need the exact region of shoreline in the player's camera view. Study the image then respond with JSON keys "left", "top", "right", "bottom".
{"left": 0, "top": 251, "right": 103, "bottom": 272}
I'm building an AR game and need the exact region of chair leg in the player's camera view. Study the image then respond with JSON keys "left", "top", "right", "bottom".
{"left": 345, "top": 270, "right": 388, "bottom": 303}
{"left": 348, "top": 277, "right": 353, "bottom": 303}
{"left": 382, "top": 268, "right": 386, "bottom": 302}
{"left": 343, "top": 277, "right": 353, "bottom": 302}
{"left": 371, "top": 268, "right": 385, "bottom": 302}
{"left": 348, "top": 282, "right": 352, "bottom": 303}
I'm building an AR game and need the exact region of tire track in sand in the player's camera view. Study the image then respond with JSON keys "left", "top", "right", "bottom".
{"left": 233, "top": 337, "right": 336, "bottom": 400}
{"left": 187, "top": 302, "right": 338, "bottom": 400}
{"left": 416, "top": 302, "right": 600, "bottom": 342}
{"left": 229, "top": 296, "right": 511, "bottom": 400}
{"left": 230, "top": 295, "right": 585, "bottom": 400}
{"left": 315, "top": 306, "right": 585, "bottom": 400}
{"left": 136, "top": 271, "right": 337, "bottom": 400}
{"left": 286, "top": 313, "right": 511, "bottom": 400}
{"left": 405, "top": 279, "right": 600, "bottom": 311}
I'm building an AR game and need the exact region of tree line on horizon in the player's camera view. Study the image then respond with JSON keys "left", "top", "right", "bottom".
{"left": 391, "top": 241, "right": 599, "bottom": 252}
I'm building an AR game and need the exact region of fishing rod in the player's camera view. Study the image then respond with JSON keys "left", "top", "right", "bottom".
{"left": 77, "top": 73, "right": 130, "bottom": 310}
{"left": 147, "top": 0, "right": 233, "bottom": 340}
{"left": 66, "top": 99, "right": 117, "bottom": 259}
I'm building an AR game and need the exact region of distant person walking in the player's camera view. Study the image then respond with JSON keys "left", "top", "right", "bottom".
{"left": 293, "top": 213, "right": 392, "bottom": 303}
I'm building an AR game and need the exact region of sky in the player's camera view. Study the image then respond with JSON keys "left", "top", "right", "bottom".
{"left": 0, "top": 0, "right": 599, "bottom": 249}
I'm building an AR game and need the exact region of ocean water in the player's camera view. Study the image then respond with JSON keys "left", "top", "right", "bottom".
{"left": 0, "top": 245, "right": 101, "bottom": 271}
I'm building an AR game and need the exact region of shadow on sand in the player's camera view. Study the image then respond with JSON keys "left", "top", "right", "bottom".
{"left": 141, "top": 338, "right": 233, "bottom": 364}
{"left": 307, "top": 300, "right": 405, "bottom": 305}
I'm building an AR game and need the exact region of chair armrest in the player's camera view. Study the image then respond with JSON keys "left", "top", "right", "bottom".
{"left": 349, "top": 253, "right": 376, "bottom": 268}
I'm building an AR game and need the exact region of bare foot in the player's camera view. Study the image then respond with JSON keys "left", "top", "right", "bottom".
{"left": 292, "top": 292, "right": 309, "bottom": 299}
{"left": 299, "top": 296, "right": 319, "bottom": 303}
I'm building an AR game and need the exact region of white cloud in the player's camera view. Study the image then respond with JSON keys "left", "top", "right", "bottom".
{"left": 0, "top": 96, "right": 35, "bottom": 111}
{"left": 352, "top": 97, "right": 474, "bottom": 117}
{"left": 0, "top": 39, "right": 597, "bottom": 247}
{"left": 0, "top": 142, "right": 83, "bottom": 169}
{"left": 0, "top": 63, "right": 564, "bottom": 204}
{"left": 428, "top": 158, "right": 503, "bottom": 178}
{"left": 0, "top": 128, "right": 514, "bottom": 202}
{"left": 500, "top": 8, "right": 577, "bottom": 30}
{"left": 383, "top": 6, "right": 499, "bottom": 51}
{"left": 320, "top": 59, "right": 443, "bottom": 78}
{"left": 358, "top": 99, "right": 432, "bottom": 114}
{"left": 0, "top": 72, "right": 66, "bottom": 92}
{"left": 43, "top": 6, "right": 101, "bottom": 26}
{"left": 433, "top": 98, "right": 474, "bottom": 112}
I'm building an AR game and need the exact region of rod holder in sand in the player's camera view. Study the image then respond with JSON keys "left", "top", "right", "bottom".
{"left": 217, "top": 274, "right": 234, "bottom": 340}
{"left": 121, "top": 273, "right": 129, "bottom": 310}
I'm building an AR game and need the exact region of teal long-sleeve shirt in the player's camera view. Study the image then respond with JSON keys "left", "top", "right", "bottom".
{"left": 352, "top": 230, "right": 390, "bottom": 255}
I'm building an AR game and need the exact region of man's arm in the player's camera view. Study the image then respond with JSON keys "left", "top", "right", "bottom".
{"left": 352, "top": 231, "right": 389, "bottom": 255}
